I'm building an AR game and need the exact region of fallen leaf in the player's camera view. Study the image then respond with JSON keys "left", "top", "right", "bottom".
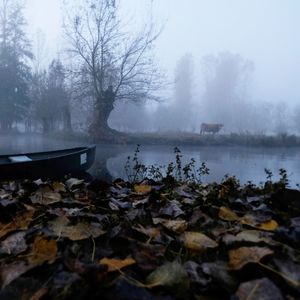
{"left": 228, "top": 246, "right": 273, "bottom": 270}
{"left": 174, "top": 185, "right": 192, "bottom": 198}
{"left": 152, "top": 218, "right": 187, "bottom": 233}
{"left": 273, "top": 259, "right": 300, "bottom": 288}
{"left": 48, "top": 217, "right": 106, "bottom": 241}
{"left": 133, "top": 243, "right": 166, "bottom": 271}
{"left": 51, "top": 181, "right": 66, "bottom": 192}
{"left": 0, "top": 232, "right": 27, "bottom": 255}
{"left": 146, "top": 261, "right": 189, "bottom": 291}
{"left": 218, "top": 206, "right": 239, "bottom": 221}
{"left": 65, "top": 178, "right": 84, "bottom": 190}
{"left": 28, "top": 235, "right": 58, "bottom": 265}
{"left": 222, "top": 230, "right": 275, "bottom": 246}
{"left": 0, "top": 260, "right": 32, "bottom": 288}
{"left": 133, "top": 184, "right": 152, "bottom": 195}
{"left": 240, "top": 215, "right": 278, "bottom": 231}
{"left": 256, "top": 220, "right": 279, "bottom": 231}
{"left": 30, "top": 186, "right": 61, "bottom": 205}
{"left": 99, "top": 257, "right": 136, "bottom": 272}
{"left": 235, "top": 277, "right": 284, "bottom": 300}
{"left": 181, "top": 231, "right": 218, "bottom": 253}
{"left": 0, "top": 210, "right": 34, "bottom": 239}
{"left": 201, "top": 261, "right": 238, "bottom": 290}
{"left": 132, "top": 224, "right": 161, "bottom": 240}
{"left": 30, "top": 287, "right": 48, "bottom": 300}
{"left": 159, "top": 200, "right": 184, "bottom": 218}
{"left": 184, "top": 261, "right": 211, "bottom": 286}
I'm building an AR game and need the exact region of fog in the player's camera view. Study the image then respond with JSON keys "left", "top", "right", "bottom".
{"left": 10, "top": 0, "right": 300, "bottom": 134}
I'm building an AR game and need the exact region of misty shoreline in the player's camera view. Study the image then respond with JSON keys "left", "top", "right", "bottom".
{"left": 2, "top": 131, "right": 300, "bottom": 148}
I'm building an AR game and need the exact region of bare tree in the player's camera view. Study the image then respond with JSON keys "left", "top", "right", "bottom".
{"left": 201, "top": 52, "right": 253, "bottom": 132}
{"left": 63, "top": 0, "right": 162, "bottom": 140}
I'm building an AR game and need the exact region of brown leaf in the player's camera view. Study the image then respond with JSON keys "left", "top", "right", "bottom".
{"left": 228, "top": 246, "right": 273, "bottom": 270}
{"left": 133, "top": 243, "right": 166, "bottom": 271}
{"left": 152, "top": 218, "right": 187, "bottom": 233}
{"left": 30, "top": 287, "right": 48, "bottom": 300}
{"left": 0, "top": 210, "right": 34, "bottom": 239}
{"left": 48, "top": 217, "right": 106, "bottom": 241}
{"left": 181, "top": 231, "right": 218, "bottom": 253}
{"left": 99, "top": 257, "right": 136, "bottom": 272}
{"left": 235, "top": 277, "right": 284, "bottom": 300}
{"left": 132, "top": 224, "right": 161, "bottom": 239}
{"left": 222, "top": 230, "right": 275, "bottom": 246}
{"left": 30, "top": 186, "right": 61, "bottom": 205}
{"left": 28, "top": 235, "right": 58, "bottom": 265}
{"left": 218, "top": 206, "right": 239, "bottom": 221}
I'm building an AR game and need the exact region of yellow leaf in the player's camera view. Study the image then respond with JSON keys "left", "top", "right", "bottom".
{"left": 52, "top": 182, "right": 66, "bottom": 192}
{"left": 182, "top": 231, "right": 218, "bottom": 253}
{"left": 99, "top": 257, "right": 136, "bottom": 272}
{"left": 28, "top": 236, "right": 57, "bottom": 265}
{"left": 256, "top": 220, "right": 278, "bottom": 231}
{"left": 134, "top": 184, "right": 152, "bottom": 195}
{"left": 240, "top": 215, "right": 278, "bottom": 232}
{"left": 228, "top": 246, "right": 273, "bottom": 270}
{"left": 218, "top": 206, "right": 239, "bottom": 221}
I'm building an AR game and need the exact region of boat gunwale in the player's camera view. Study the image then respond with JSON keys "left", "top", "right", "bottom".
{"left": 0, "top": 145, "right": 96, "bottom": 166}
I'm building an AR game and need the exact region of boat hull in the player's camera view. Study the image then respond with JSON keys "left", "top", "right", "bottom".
{"left": 0, "top": 145, "right": 96, "bottom": 179}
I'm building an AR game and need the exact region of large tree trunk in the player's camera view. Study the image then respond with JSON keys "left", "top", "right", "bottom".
{"left": 89, "top": 91, "right": 127, "bottom": 143}
{"left": 89, "top": 96, "right": 114, "bottom": 139}
{"left": 63, "top": 105, "right": 73, "bottom": 132}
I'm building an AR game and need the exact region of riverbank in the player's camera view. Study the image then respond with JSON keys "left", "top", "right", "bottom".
{"left": 0, "top": 175, "right": 299, "bottom": 299}
{"left": 127, "top": 132, "right": 300, "bottom": 147}
{"left": 3, "top": 131, "right": 300, "bottom": 147}
{"left": 47, "top": 130, "right": 300, "bottom": 147}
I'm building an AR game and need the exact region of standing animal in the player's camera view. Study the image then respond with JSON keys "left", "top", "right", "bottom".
{"left": 200, "top": 123, "right": 223, "bottom": 134}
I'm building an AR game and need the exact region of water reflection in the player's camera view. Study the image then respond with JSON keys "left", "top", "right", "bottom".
{"left": 0, "top": 135, "right": 299, "bottom": 187}
{"left": 105, "top": 145, "right": 300, "bottom": 187}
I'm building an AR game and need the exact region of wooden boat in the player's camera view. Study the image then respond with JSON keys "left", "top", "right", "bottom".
{"left": 0, "top": 145, "right": 96, "bottom": 179}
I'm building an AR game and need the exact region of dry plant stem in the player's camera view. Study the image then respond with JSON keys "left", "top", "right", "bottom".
{"left": 258, "top": 262, "right": 300, "bottom": 287}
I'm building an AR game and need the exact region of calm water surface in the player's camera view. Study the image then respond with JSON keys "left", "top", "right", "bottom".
{"left": 0, "top": 134, "right": 300, "bottom": 187}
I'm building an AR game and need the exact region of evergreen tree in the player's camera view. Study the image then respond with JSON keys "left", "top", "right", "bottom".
{"left": 36, "top": 59, "right": 71, "bottom": 133}
{"left": 0, "top": 0, "right": 32, "bottom": 130}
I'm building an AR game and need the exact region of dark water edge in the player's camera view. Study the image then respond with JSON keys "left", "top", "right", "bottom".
{"left": 0, "top": 134, "right": 300, "bottom": 187}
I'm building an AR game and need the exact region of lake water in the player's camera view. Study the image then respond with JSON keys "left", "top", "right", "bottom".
{"left": 0, "top": 134, "right": 300, "bottom": 187}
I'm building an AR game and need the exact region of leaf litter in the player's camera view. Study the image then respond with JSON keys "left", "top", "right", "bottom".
{"left": 0, "top": 175, "right": 299, "bottom": 299}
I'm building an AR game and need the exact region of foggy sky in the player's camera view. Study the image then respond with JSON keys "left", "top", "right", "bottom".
{"left": 25, "top": 0, "right": 300, "bottom": 105}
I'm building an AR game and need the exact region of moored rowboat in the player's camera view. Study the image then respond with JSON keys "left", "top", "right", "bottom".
{"left": 0, "top": 145, "right": 96, "bottom": 179}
